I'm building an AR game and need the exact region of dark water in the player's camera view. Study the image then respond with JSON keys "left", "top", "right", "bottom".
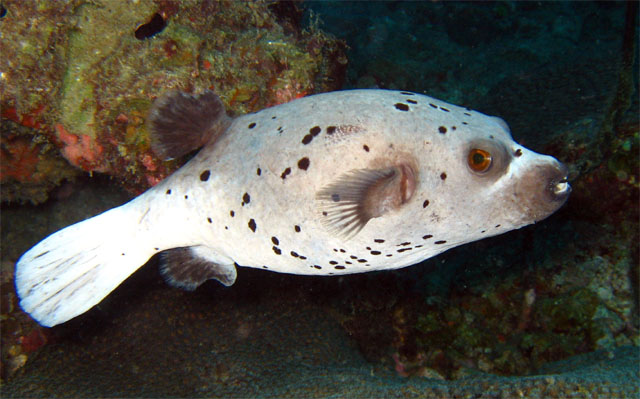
{"left": 2, "top": 1, "right": 638, "bottom": 397}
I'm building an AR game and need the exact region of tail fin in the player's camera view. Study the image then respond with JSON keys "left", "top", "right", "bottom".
{"left": 15, "top": 201, "right": 156, "bottom": 327}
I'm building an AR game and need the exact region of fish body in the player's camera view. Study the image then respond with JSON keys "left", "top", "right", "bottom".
{"left": 15, "top": 89, "right": 570, "bottom": 327}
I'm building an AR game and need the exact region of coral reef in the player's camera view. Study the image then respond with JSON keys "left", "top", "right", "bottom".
{"left": 1, "top": 119, "right": 78, "bottom": 204}
{"left": 0, "top": 0, "right": 346, "bottom": 200}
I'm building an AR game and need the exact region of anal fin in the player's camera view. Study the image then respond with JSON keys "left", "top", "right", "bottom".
{"left": 159, "top": 246, "right": 237, "bottom": 290}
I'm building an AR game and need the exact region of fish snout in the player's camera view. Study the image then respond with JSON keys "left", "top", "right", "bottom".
{"left": 514, "top": 158, "right": 571, "bottom": 223}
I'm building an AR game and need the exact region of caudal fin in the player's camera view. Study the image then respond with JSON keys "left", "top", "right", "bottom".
{"left": 15, "top": 201, "right": 156, "bottom": 327}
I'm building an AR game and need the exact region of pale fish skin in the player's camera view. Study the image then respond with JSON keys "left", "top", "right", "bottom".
{"left": 15, "top": 89, "right": 570, "bottom": 327}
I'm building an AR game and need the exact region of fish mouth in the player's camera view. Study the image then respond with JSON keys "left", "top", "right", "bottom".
{"left": 552, "top": 178, "right": 570, "bottom": 196}
{"left": 546, "top": 165, "right": 571, "bottom": 204}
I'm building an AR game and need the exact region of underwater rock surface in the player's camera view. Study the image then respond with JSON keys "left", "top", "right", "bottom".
{"left": 0, "top": 249, "right": 638, "bottom": 397}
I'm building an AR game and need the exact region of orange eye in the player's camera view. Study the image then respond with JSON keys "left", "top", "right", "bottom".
{"left": 468, "top": 148, "right": 492, "bottom": 173}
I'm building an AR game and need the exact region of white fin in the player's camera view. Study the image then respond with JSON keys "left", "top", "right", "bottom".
{"left": 15, "top": 201, "right": 156, "bottom": 327}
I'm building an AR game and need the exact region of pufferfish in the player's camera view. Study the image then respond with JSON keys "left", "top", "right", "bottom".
{"left": 15, "top": 89, "right": 570, "bottom": 327}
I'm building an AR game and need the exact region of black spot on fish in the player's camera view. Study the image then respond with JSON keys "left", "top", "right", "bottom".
{"left": 374, "top": 239, "right": 385, "bottom": 243}
{"left": 271, "top": 236, "right": 279, "bottom": 245}
{"left": 394, "top": 103, "right": 409, "bottom": 111}
{"left": 200, "top": 170, "right": 211, "bottom": 181}
{"left": 438, "top": 126, "right": 447, "bottom": 134}
{"left": 207, "top": 217, "right": 212, "bottom": 223}
{"left": 329, "top": 261, "right": 338, "bottom": 265}
{"left": 272, "top": 246, "right": 281, "bottom": 255}
{"left": 495, "top": 224, "right": 501, "bottom": 228}
{"left": 291, "top": 251, "right": 299, "bottom": 258}
{"left": 397, "top": 242, "right": 411, "bottom": 246}
{"left": 397, "top": 248, "right": 412, "bottom": 253}
{"left": 406, "top": 99, "right": 417, "bottom": 104}
{"left": 299, "top": 255, "right": 307, "bottom": 260}
{"left": 422, "top": 234, "right": 433, "bottom": 240}
{"left": 326, "top": 126, "right": 336, "bottom": 134}
{"left": 281, "top": 167, "right": 291, "bottom": 180}
{"left": 423, "top": 200, "right": 430, "bottom": 208}
{"left": 248, "top": 122, "right": 256, "bottom": 129}
{"left": 435, "top": 240, "right": 447, "bottom": 244}
{"left": 334, "top": 265, "right": 346, "bottom": 270}
{"left": 440, "top": 107, "right": 450, "bottom": 112}
{"left": 230, "top": 210, "right": 235, "bottom": 217}
{"left": 452, "top": 126, "right": 457, "bottom": 131}
{"left": 371, "top": 250, "right": 381, "bottom": 255}
{"left": 331, "top": 193, "right": 340, "bottom": 202}
{"left": 242, "top": 192, "right": 250, "bottom": 206}
{"left": 363, "top": 144, "right": 370, "bottom": 152}
{"left": 350, "top": 255, "right": 357, "bottom": 260}
{"left": 248, "top": 219, "right": 256, "bottom": 232}
{"left": 263, "top": 265, "right": 269, "bottom": 269}
{"left": 313, "top": 265, "right": 322, "bottom": 269}
{"left": 294, "top": 225, "right": 301, "bottom": 232}
{"left": 514, "top": 149, "right": 523, "bottom": 157}
{"left": 298, "top": 157, "right": 310, "bottom": 170}
{"left": 184, "top": 195, "right": 189, "bottom": 199}
{"left": 357, "top": 259, "right": 367, "bottom": 263}
{"left": 400, "top": 91, "right": 414, "bottom": 95}
{"left": 302, "top": 126, "right": 321, "bottom": 144}
{"left": 272, "top": 116, "right": 277, "bottom": 119}
{"left": 462, "top": 121, "right": 469, "bottom": 125}
{"left": 339, "top": 249, "right": 346, "bottom": 253}
{"left": 429, "top": 103, "right": 438, "bottom": 109}
{"left": 440, "top": 172, "right": 447, "bottom": 180}
{"left": 166, "top": 189, "right": 172, "bottom": 195}
{"left": 256, "top": 168, "right": 262, "bottom": 176}
{"left": 464, "top": 112, "right": 472, "bottom": 116}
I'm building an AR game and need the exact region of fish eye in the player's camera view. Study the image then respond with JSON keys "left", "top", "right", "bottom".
{"left": 468, "top": 148, "right": 492, "bottom": 173}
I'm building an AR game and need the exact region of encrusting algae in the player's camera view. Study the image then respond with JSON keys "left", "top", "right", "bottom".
{"left": 0, "top": 0, "right": 346, "bottom": 202}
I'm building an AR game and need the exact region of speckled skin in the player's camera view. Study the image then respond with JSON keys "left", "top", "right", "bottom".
{"left": 15, "top": 89, "right": 570, "bottom": 327}
{"left": 151, "top": 89, "right": 568, "bottom": 273}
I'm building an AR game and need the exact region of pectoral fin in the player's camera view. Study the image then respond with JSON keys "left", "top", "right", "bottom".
{"left": 316, "top": 163, "right": 416, "bottom": 238}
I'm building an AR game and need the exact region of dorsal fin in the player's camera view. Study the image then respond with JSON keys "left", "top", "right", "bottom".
{"left": 316, "top": 164, "right": 416, "bottom": 238}
{"left": 148, "top": 90, "right": 232, "bottom": 160}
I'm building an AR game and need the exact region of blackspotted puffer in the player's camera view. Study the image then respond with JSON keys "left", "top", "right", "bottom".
{"left": 15, "top": 89, "right": 570, "bottom": 327}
